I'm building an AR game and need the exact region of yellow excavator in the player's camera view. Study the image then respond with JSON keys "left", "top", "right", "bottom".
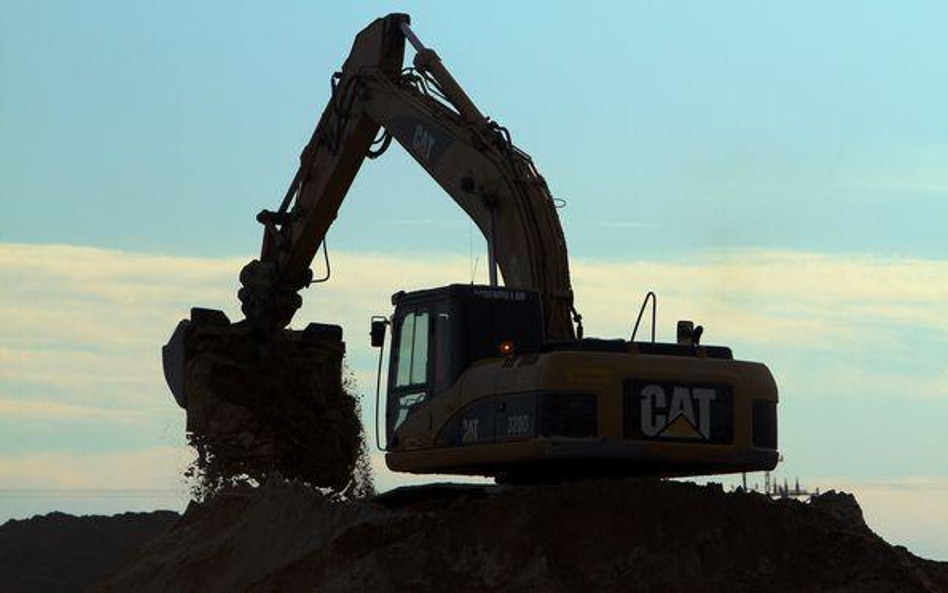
{"left": 164, "top": 14, "right": 778, "bottom": 483}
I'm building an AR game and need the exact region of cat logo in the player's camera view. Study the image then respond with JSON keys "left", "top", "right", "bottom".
{"left": 625, "top": 381, "right": 733, "bottom": 443}
{"left": 412, "top": 124, "right": 436, "bottom": 162}
{"left": 461, "top": 418, "right": 480, "bottom": 443}
{"left": 389, "top": 115, "right": 453, "bottom": 167}
{"left": 640, "top": 384, "right": 716, "bottom": 439}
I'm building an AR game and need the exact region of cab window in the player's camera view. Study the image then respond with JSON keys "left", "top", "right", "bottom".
{"left": 410, "top": 311, "right": 429, "bottom": 384}
{"left": 395, "top": 311, "right": 429, "bottom": 387}
{"left": 389, "top": 311, "right": 430, "bottom": 437}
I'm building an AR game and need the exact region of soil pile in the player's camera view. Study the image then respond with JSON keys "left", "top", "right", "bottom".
{"left": 172, "top": 312, "right": 370, "bottom": 497}
{"left": 0, "top": 510, "right": 177, "bottom": 593}
{"left": 95, "top": 479, "right": 948, "bottom": 592}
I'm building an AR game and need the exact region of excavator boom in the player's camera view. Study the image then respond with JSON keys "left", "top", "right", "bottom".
{"left": 241, "top": 14, "right": 576, "bottom": 340}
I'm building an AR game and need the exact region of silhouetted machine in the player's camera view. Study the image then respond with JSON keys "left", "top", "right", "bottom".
{"left": 164, "top": 14, "right": 778, "bottom": 481}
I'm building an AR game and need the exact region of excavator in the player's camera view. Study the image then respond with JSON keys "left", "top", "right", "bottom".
{"left": 164, "top": 14, "right": 778, "bottom": 483}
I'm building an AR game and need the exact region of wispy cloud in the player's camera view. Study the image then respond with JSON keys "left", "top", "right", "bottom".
{"left": 0, "top": 397, "right": 155, "bottom": 424}
{"left": 573, "top": 249, "right": 948, "bottom": 348}
{"left": 1, "top": 242, "right": 947, "bottom": 512}
{"left": 0, "top": 446, "right": 191, "bottom": 490}
{"left": 1, "top": 243, "right": 946, "bottom": 412}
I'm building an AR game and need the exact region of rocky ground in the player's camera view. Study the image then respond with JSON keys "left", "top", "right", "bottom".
{"left": 4, "top": 479, "right": 943, "bottom": 592}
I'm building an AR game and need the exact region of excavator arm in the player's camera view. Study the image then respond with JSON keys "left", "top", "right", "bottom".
{"left": 239, "top": 14, "right": 577, "bottom": 341}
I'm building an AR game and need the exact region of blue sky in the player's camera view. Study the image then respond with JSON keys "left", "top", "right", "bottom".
{"left": 4, "top": 1, "right": 948, "bottom": 258}
{"left": 2, "top": 1, "right": 947, "bottom": 559}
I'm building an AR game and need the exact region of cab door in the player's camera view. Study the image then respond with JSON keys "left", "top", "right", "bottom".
{"left": 386, "top": 309, "right": 431, "bottom": 443}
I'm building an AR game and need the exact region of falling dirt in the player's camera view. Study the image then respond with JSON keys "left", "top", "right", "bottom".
{"left": 176, "top": 317, "right": 372, "bottom": 499}
{"left": 86, "top": 479, "right": 948, "bottom": 593}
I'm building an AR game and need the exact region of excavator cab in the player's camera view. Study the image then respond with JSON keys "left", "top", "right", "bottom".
{"left": 379, "top": 285, "right": 544, "bottom": 446}
{"left": 372, "top": 285, "right": 779, "bottom": 481}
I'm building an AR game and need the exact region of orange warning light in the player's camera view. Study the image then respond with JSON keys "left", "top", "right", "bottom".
{"left": 499, "top": 340, "right": 515, "bottom": 356}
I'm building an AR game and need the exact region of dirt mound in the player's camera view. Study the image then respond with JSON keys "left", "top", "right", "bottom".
{"left": 173, "top": 314, "right": 371, "bottom": 498}
{"left": 95, "top": 480, "right": 948, "bottom": 592}
{"left": 0, "top": 510, "right": 177, "bottom": 593}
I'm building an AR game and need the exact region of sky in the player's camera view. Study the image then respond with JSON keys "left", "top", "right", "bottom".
{"left": 2, "top": 0, "right": 947, "bottom": 559}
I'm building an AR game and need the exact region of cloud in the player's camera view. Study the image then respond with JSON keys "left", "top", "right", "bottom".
{"left": 0, "top": 346, "right": 154, "bottom": 390}
{"left": 571, "top": 249, "right": 948, "bottom": 341}
{"left": 1, "top": 243, "right": 946, "bottom": 414}
{"left": 0, "top": 242, "right": 947, "bottom": 509}
{"left": 0, "top": 244, "right": 242, "bottom": 349}
{"left": 0, "top": 446, "right": 192, "bottom": 490}
{"left": 0, "top": 396, "right": 153, "bottom": 424}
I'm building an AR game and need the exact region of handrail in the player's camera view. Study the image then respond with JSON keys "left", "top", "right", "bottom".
{"left": 630, "top": 291, "right": 657, "bottom": 343}
{"left": 372, "top": 315, "right": 389, "bottom": 451}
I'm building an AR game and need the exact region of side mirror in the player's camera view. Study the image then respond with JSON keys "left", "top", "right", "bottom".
{"left": 370, "top": 316, "right": 388, "bottom": 348}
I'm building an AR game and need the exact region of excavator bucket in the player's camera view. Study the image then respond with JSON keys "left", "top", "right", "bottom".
{"left": 161, "top": 310, "right": 363, "bottom": 491}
